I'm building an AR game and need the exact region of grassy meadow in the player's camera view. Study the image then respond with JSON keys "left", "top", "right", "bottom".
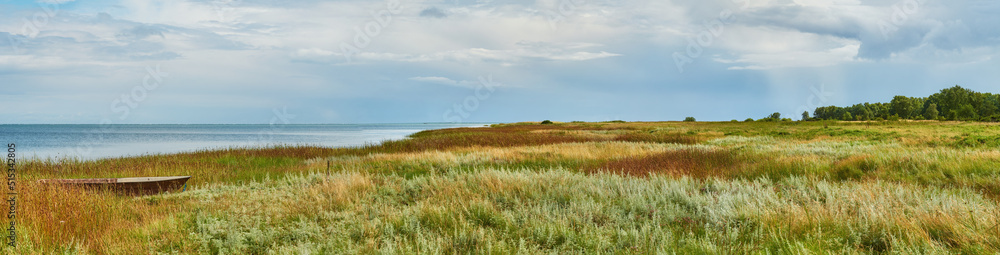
{"left": 4, "top": 120, "right": 1000, "bottom": 254}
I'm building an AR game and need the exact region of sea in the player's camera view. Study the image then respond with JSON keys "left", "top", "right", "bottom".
{"left": 0, "top": 124, "right": 489, "bottom": 160}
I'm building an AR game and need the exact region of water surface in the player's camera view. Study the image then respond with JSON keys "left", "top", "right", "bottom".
{"left": 0, "top": 124, "right": 487, "bottom": 160}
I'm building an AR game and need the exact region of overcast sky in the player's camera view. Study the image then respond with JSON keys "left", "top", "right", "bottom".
{"left": 1, "top": 0, "right": 998, "bottom": 124}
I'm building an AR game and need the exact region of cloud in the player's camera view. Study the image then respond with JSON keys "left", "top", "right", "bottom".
{"left": 408, "top": 75, "right": 502, "bottom": 89}
{"left": 289, "top": 48, "right": 340, "bottom": 63}
{"left": 2, "top": 0, "right": 1000, "bottom": 124}
{"left": 409, "top": 76, "right": 460, "bottom": 86}
{"left": 117, "top": 24, "right": 167, "bottom": 40}
{"left": 347, "top": 41, "right": 620, "bottom": 64}
{"left": 419, "top": 7, "right": 447, "bottom": 18}
{"left": 728, "top": 0, "right": 1000, "bottom": 63}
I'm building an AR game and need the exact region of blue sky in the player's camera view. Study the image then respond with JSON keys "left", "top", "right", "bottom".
{"left": 1, "top": 0, "right": 998, "bottom": 124}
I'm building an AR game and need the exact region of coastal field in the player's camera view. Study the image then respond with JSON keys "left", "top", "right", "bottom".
{"left": 5, "top": 121, "right": 1000, "bottom": 254}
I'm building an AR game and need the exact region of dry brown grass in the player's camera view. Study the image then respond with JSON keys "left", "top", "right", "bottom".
{"left": 10, "top": 121, "right": 1000, "bottom": 253}
{"left": 11, "top": 182, "right": 191, "bottom": 254}
{"left": 614, "top": 132, "right": 707, "bottom": 145}
{"left": 591, "top": 149, "right": 744, "bottom": 178}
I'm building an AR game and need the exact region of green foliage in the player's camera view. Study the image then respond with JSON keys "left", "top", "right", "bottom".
{"left": 16, "top": 121, "right": 1000, "bottom": 254}
{"left": 541, "top": 120, "right": 554, "bottom": 125}
{"left": 684, "top": 117, "right": 696, "bottom": 122}
{"left": 926, "top": 104, "right": 939, "bottom": 120}
{"left": 769, "top": 112, "right": 782, "bottom": 120}
{"left": 891, "top": 95, "right": 916, "bottom": 119}
{"left": 756, "top": 112, "right": 784, "bottom": 122}
{"left": 810, "top": 86, "right": 999, "bottom": 122}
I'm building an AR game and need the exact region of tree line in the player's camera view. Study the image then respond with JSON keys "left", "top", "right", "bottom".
{"left": 805, "top": 86, "right": 1000, "bottom": 122}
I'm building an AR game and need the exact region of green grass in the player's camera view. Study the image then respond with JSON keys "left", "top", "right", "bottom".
{"left": 5, "top": 120, "right": 1000, "bottom": 254}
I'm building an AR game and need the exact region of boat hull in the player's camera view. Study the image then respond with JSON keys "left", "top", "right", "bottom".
{"left": 38, "top": 176, "right": 191, "bottom": 195}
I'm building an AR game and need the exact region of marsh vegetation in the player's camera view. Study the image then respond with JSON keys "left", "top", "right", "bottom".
{"left": 5, "top": 121, "right": 1000, "bottom": 253}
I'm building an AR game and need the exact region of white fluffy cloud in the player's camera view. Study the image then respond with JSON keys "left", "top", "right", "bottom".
{"left": 1, "top": 0, "right": 998, "bottom": 123}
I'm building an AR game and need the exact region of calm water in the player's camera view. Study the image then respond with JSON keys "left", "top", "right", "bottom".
{"left": 0, "top": 124, "right": 488, "bottom": 160}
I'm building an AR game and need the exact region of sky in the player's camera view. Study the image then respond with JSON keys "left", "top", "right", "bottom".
{"left": 1, "top": 0, "right": 998, "bottom": 124}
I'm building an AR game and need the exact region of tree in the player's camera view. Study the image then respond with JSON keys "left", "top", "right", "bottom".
{"left": 859, "top": 108, "right": 874, "bottom": 121}
{"left": 957, "top": 105, "right": 978, "bottom": 121}
{"left": 974, "top": 93, "right": 998, "bottom": 117}
{"left": 890, "top": 96, "right": 914, "bottom": 119}
{"left": 807, "top": 85, "right": 1000, "bottom": 122}
{"left": 541, "top": 120, "right": 554, "bottom": 124}
{"left": 769, "top": 112, "right": 782, "bottom": 120}
{"left": 925, "top": 103, "right": 939, "bottom": 120}
{"left": 801, "top": 111, "right": 810, "bottom": 121}
{"left": 928, "top": 86, "right": 974, "bottom": 119}
{"left": 683, "top": 117, "right": 696, "bottom": 122}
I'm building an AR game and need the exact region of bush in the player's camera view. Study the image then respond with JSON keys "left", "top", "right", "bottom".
{"left": 744, "top": 118, "right": 754, "bottom": 122}
{"left": 768, "top": 112, "right": 782, "bottom": 120}
{"left": 541, "top": 120, "right": 554, "bottom": 125}
{"left": 683, "top": 117, "right": 696, "bottom": 122}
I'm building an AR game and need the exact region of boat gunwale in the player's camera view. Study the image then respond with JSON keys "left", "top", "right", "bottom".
{"left": 38, "top": 176, "right": 191, "bottom": 184}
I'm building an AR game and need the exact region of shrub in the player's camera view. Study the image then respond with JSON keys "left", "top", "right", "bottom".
{"left": 744, "top": 118, "right": 755, "bottom": 122}
{"left": 683, "top": 117, "right": 696, "bottom": 122}
{"left": 541, "top": 120, "right": 554, "bottom": 124}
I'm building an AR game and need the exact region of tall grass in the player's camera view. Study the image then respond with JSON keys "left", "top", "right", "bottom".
{"left": 3, "top": 182, "right": 190, "bottom": 254}
{"left": 592, "top": 149, "right": 743, "bottom": 178}
{"left": 170, "top": 170, "right": 1000, "bottom": 253}
{"left": 6, "top": 121, "right": 1000, "bottom": 253}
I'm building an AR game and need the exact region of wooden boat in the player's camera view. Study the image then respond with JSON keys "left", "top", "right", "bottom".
{"left": 38, "top": 176, "right": 191, "bottom": 195}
